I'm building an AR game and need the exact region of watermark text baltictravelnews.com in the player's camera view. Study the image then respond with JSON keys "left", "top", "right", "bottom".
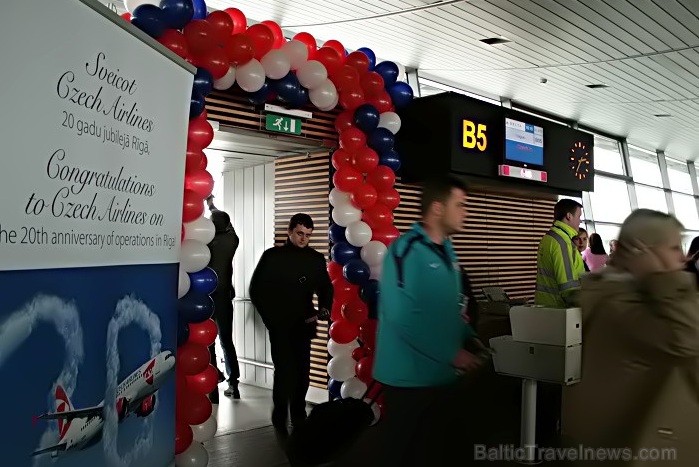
{"left": 474, "top": 444, "right": 678, "bottom": 462}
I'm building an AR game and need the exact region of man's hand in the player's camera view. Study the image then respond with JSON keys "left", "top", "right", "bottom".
{"left": 452, "top": 349, "right": 482, "bottom": 372}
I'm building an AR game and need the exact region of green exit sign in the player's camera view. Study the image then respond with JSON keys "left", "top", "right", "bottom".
{"left": 265, "top": 114, "right": 302, "bottom": 135}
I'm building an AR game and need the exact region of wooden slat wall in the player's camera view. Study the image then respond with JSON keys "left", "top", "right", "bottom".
{"left": 394, "top": 180, "right": 557, "bottom": 301}
{"left": 274, "top": 152, "right": 331, "bottom": 389}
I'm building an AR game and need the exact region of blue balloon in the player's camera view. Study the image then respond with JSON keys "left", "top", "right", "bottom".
{"left": 331, "top": 242, "right": 360, "bottom": 266}
{"left": 360, "top": 279, "right": 380, "bottom": 318}
{"left": 343, "top": 259, "right": 371, "bottom": 286}
{"left": 131, "top": 4, "right": 166, "bottom": 39}
{"left": 379, "top": 149, "right": 402, "bottom": 172}
{"left": 353, "top": 104, "right": 380, "bottom": 133}
{"left": 357, "top": 47, "right": 376, "bottom": 70}
{"left": 388, "top": 81, "right": 414, "bottom": 110}
{"left": 193, "top": 68, "right": 214, "bottom": 97}
{"left": 159, "top": 0, "right": 193, "bottom": 29}
{"left": 190, "top": 91, "right": 205, "bottom": 119}
{"left": 273, "top": 73, "right": 301, "bottom": 104}
{"left": 178, "top": 291, "right": 214, "bottom": 323}
{"left": 177, "top": 320, "right": 190, "bottom": 346}
{"left": 375, "top": 61, "right": 399, "bottom": 87}
{"left": 368, "top": 127, "right": 395, "bottom": 154}
{"left": 192, "top": 0, "right": 207, "bottom": 20}
{"left": 328, "top": 223, "right": 347, "bottom": 244}
{"left": 189, "top": 267, "right": 218, "bottom": 295}
{"left": 328, "top": 378, "right": 343, "bottom": 399}
{"left": 246, "top": 81, "right": 272, "bottom": 105}
{"left": 291, "top": 86, "right": 309, "bottom": 109}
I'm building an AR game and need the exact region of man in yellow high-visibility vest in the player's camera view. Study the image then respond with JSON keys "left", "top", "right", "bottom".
{"left": 535, "top": 198, "right": 586, "bottom": 308}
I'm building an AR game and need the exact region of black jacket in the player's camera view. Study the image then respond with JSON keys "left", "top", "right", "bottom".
{"left": 207, "top": 227, "right": 239, "bottom": 296}
{"left": 249, "top": 241, "right": 333, "bottom": 328}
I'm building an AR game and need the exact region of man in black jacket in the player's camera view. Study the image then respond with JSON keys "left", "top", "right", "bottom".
{"left": 249, "top": 213, "right": 333, "bottom": 433}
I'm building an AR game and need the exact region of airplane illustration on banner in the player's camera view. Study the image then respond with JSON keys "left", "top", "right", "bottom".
{"left": 32, "top": 350, "right": 175, "bottom": 457}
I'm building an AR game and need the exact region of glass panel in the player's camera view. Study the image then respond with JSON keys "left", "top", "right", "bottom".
{"left": 593, "top": 135, "right": 624, "bottom": 175}
{"left": 666, "top": 157, "right": 693, "bottom": 194}
{"left": 634, "top": 184, "right": 668, "bottom": 213}
{"left": 672, "top": 192, "right": 699, "bottom": 230}
{"left": 628, "top": 146, "right": 661, "bottom": 187}
{"left": 589, "top": 176, "right": 631, "bottom": 222}
{"left": 593, "top": 223, "right": 621, "bottom": 252}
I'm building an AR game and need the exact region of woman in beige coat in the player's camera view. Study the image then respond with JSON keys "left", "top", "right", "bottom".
{"left": 562, "top": 209, "right": 699, "bottom": 466}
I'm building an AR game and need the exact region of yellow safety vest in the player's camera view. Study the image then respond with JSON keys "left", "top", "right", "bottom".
{"left": 535, "top": 221, "right": 585, "bottom": 308}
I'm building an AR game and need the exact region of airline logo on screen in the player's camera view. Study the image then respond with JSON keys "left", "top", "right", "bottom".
{"left": 462, "top": 119, "right": 488, "bottom": 152}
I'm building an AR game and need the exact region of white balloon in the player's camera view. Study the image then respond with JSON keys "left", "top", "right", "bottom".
{"left": 346, "top": 221, "right": 373, "bottom": 248}
{"left": 297, "top": 60, "right": 328, "bottom": 90}
{"left": 332, "top": 204, "right": 361, "bottom": 227}
{"left": 309, "top": 79, "right": 338, "bottom": 109}
{"left": 364, "top": 398, "right": 382, "bottom": 426}
{"left": 317, "top": 91, "right": 339, "bottom": 111}
{"left": 361, "top": 241, "right": 388, "bottom": 266}
{"left": 329, "top": 188, "right": 350, "bottom": 207}
{"left": 327, "top": 356, "right": 357, "bottom": 382}
{"left": 341, "top": 377, "right": 368, "bottom": 400}
{"left": 191, "top": 414, "right": 218, "bottom": 443}
{"left": 180, "top": 239, "right": 211, "bottom": 273}
{"left": 213, "top": 66, "right": 236, "bottom": 90}
{"left": 175, "top": 441, "right": 209, "bottom": 467}
{"left": 124, "top": 0, "right": 156, "bottom": 13}
{"left": 395, "top": 62, "right": 406, "bottom": 81}
{"left": 236, "top": 59, "right": 265, "bottom": 92}
{"left": 184, "top": 216, "right": 216, "bottom": 244}
{"left": 178, "top": 266, "right": 190, "bottom": 299}
{"left": 369, "top": 261, "right": 383, "bottom": 280}
{"left": 282, "top": 40, "right": 309, "bottom": 70}
{"left": 327, "top": 338, "right": 359, "bottom": 358}
{"left": 378, "top": 111, "right": 402, "bottom": 134}
{"left": 260, "top": 49, "right": 291, "bottom": 80}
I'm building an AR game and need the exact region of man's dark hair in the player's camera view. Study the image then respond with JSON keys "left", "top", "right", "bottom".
{"left": 210, "top": 210, "right": 230, "bottom": 233}
{"left": 288, "top": 213, "right": 314, "bottom": 231}
{"left": 553, "top": 198, "right": 583, "bottom": 222}
{"left": 420, "top": 176, "right": 468, "bottom": 217}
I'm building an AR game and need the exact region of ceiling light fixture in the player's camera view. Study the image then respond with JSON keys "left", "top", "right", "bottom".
{"left": 480, "top": 37, "right": 511, "bottom": 45}
{"left": 585, "top": 84, "right": 609, "bottom": 89}
{"left": 653, "top": 114, "right": 672, "bottom": 118}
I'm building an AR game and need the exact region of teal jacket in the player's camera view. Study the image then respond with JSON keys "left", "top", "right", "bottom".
{"left": 373, "top": 223, "right": 475, "bottom": 387}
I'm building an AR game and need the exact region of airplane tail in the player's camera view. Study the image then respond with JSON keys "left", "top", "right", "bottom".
{"left": 54, "top": 385, "right": 73, "bottom": 441}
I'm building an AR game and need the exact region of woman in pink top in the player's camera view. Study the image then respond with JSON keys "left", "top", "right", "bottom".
{"left": 582, "top": 233, "right": 609, "bottom": 271}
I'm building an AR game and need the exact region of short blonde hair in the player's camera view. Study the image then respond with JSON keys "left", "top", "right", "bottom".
{"left": 618, "top": 209, "right": 684, "bottom": 247}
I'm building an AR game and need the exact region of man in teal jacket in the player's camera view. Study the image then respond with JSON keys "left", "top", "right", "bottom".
{"left": 371, "top": 176, "right": 486, "bottom": 466}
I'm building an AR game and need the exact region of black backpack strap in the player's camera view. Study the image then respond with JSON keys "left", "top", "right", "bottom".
{"left": 392, "top": 234, "right": 423, "bottom": 288}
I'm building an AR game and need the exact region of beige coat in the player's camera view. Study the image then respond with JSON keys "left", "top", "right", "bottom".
{"left": 562, "top": 269, "right": 699, "bottom": 466}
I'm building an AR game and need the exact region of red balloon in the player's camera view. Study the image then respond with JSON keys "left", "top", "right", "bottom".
{"left": 355, "top": 356, "right": 374, "bottom": 383}
{"left": 351, "top": 346, "right": 367, "bottom": 361}
{"left": 333, "top": 166, "right": 363, "bottom": 193}
{"left": 332, "top": 65, "right": 360, "bottom": 92}
{"left": 331, "top": 149, "right": 352, "bottom": 170}
{"left": 359, "top": 319, "right": 378, "bottom": 349}
{"left": 224, "top": 8, "right": 247, "bottom": 34}
{"left": 353, "top": 147, "right": 379, "bottom": 173}
{"left": 345, "top": 51, "right": 370, "bottom": 75}
{"left": 322, "top": 39, "right": 345, "bottom": 58}
{"left": 183, "top": 20, "right": 216, "bottom": 56}
{"left": 334, "top": 110, "right": 355, "bottom": 133}
{"left": 329, "top": 319, "right": 360, "bottom": 344}
{"left": 176, "top": 389, "right": 212, "bottom": 426}
{"left": 333, "top": 277, "right": 358, "bottom": 303}
{"left": 365, "top": 380, "right": 383, "bottom": 400}
{"left": 185, "top": 147, "right": 204, "bottom": 173}
{"left": 158, "top": 29, "right": 190, "bottom": 60}
{"left": 339, "top": 127, "right": 366, "bottom": 151}
{"left": 206, "top": 10, "right": 234, "bottom": 44}
{"left": 315, "top": 47, "right": 343, "bottom": 77}
{"left": 188, "top": 319, "right": 218, "bottom": 346}
{"left": 186, "top": 364, "right": 219, "bottom": 395}
{"left": 182, "top": 189, "right": 204, "bottom": 223}
{"left": 377, "top": 188, "right": 401, "bottom": 210}
{"left": 351, "top": 183, "right": 378, "bottom": 210}
{"left": 188, "top": 114, "right": 214, "bottom": 150}
{"left": 293, "top": 32, "right": 317, "bottom": 59}
{"left": 331, "top": 299, "right": 345, "bottom": 322}
{"left": 328, "top": 261, "right": 343, "bottom": 281}
{"left": 361, "top": 71, "right": 385, "bottom": 97}
{"left": 192, "top": 47, "right": 229, "bottom": 79}
{"left": 225, "top": 33, "right": 254, "bottom": 65}
{"left": 367, "top": 165, "right": 396, "bottom": 192}
{"left": 175, "top": 421, "right": 193, "bottom": 455}
{"left": 247, "top": 23, "right": 274, "bottom": 60}
{"left": 372, "top": 225, "right": 400, "bottom": 246}
{"left": 177, "top": 342, "right": 210, "bottom": 375}
{"left": 261, "top": 20, "right": 284, "bottom": 48}
{"left": 185, "top": 169, "right": 214, "bottom": 199}
{"left": 363, "top": 203, "right": 393, "bottom": 227}
{"left": 199, "top": 152, "right": 208, "bottom": 170}
{"left": 339, "top": 86, "right": 365, "bottom": 111}
{"left": 120, "top": 12, "right": 131, "bottom": 21}
{"left": 369, "top": 91, "right": 393, "bottom": 113}
{"left": 342, "top": 299, "right": 369, "bottom": 325}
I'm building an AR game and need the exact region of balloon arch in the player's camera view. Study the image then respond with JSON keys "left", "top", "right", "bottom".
{"left": 123, "top": 0, "right": 413, "bottom": 464}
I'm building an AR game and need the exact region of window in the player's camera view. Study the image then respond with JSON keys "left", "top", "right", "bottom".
{"left": 666, "top": 157, "right": 693, "bottom": 194}
{"left": 672, "top": 192, "right": 699, "bottom": 230}
{"left": 593, "top": 135, "right": 624, "bottom": 175}
{"left": 635, "top": 185, "right": 668, "bottom": 213}
{"left": 588, "top": 176, "right": 631, "bottom": 223}
{"left": 628, "top": 146, "right": 661, "bottom": 187}
{"left": 593, "top": 223, "right": 621, "bottom": 249}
